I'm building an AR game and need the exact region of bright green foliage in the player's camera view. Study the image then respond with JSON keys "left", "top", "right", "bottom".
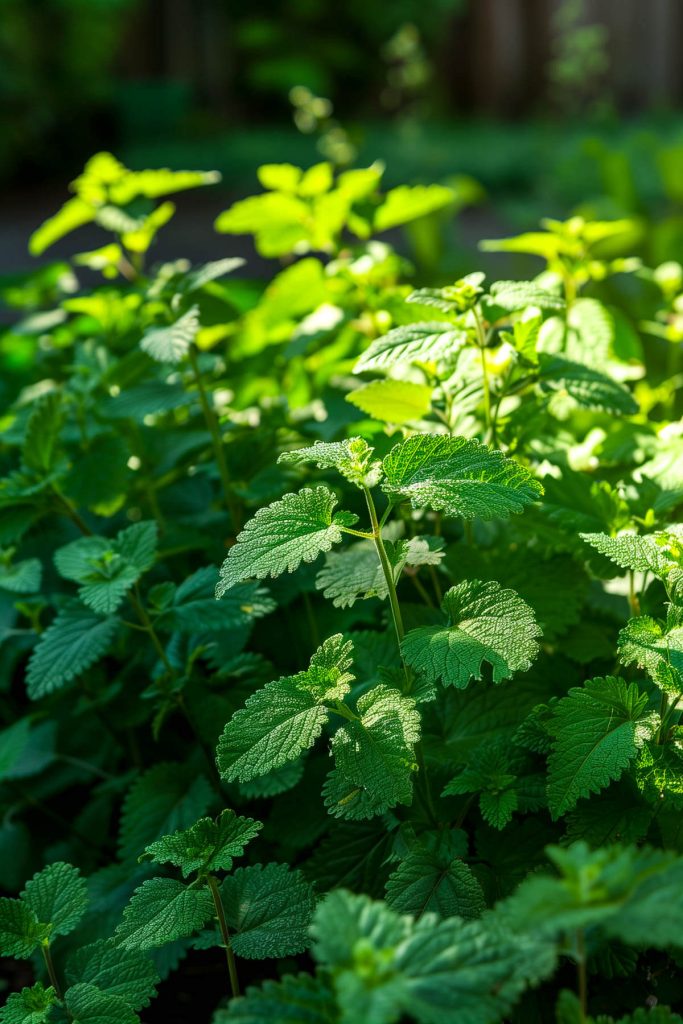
{"left": 21, "top": 861, "right": 89, "bottom": 937}
{"left": 354, "top": 323, "right": 468, "bottom": 372}
{"left": 54, "top": 521, "right": 157, "bottom": 614}
{"left": 382, "top": 435, "right": 543, "bottom": 520}
{"left": 547, "top": 678, "right": 655, "bottom": 817}
{"left": 0, "top": 983, "right": 57, "bottom": 1024}
{"left": 142, "top": 809, "right": 262, "bottom": 877}
{"left": 402, "top": 580, "right": 540, "bottom": 689}
{"left": 278, "top": 438, "right": 380, "bottom": 488}
{"left": 216, "top": 487, "right": 355, "bottom": 594}
{"left": 220, "top": 864, "right": 316, "bottom": 958}
{"left": 65, "top": 940, "right": 159, "bottom": 1010}
{"left": 115, "top": 878, "right": 214, "bottom": 950}
{"left": 140, "top": 307, "right": 200, "bottom": 364}
{"left": 5, "top": 157, "right": 683, "bottom": 1024}
{"left": 618, "top": 617, "right": 683, "bottom": 683}
{"left": 324, "top": 685, "right": 420, "bottom": 819}
{"left": 63, "top": 983, "right": 139, "bottom": 1024}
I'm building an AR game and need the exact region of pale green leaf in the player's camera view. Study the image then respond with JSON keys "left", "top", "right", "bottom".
{"left": 354, "top": 323, "right": 467, "bottom": 372}
{"left": 346, "top": 380, "right": 432, "bottom": 424}
{"left": 278, "top": 438, "right": 379, "bottom": 487}
{"left": 374, "top": 184, "right": 454, "bottom": 232}
{"left": 216, "top": 486, "right": 355, "bottom": 594}
{"left": 140, "top": 307, "right": 199, "bottom": 364}
{"left": 382, "top": 434, "right": 543, "bottom": 520}
{"left": 618, "top": 617, "right": 683, "bottom": 682}
{"left": 402, "top": 579, "right": 540, "bottom": 689}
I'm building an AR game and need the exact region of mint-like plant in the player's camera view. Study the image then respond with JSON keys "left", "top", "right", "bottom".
{"left": 2, "top": 153, "right": 683, "bottom": 1024}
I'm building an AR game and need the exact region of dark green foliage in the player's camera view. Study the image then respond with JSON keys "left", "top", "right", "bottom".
{"left": 2, "top": 155, "right": 683, "bottom": 1023}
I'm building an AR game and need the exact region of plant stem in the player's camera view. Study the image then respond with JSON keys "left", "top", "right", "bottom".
{"left": 188, "top": 344, "right": 241, "bottom": 532}
{"left": 207, "top": 875, "right": 240, "bottom": 999}
{"left": 627, "top": 570, "right": 640, "bottom": 617}
{"left": 473, "top": 309, "right": 492, "bottom": 438}
{"left": 362, "top": 487, "right": 405, "bottom": 659}
{"left": 42, "top": 942, "right": 63, "bottom": 1000}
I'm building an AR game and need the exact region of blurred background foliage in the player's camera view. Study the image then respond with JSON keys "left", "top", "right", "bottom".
{"left": 1, "top": 0, "right": 683, "bottom": 269}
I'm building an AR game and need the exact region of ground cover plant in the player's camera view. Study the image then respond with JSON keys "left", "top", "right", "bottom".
{"left": 1, "top": 153, "right": 683, "bottom": 1023}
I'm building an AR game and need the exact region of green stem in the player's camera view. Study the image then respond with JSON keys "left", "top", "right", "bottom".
{"left": 207, "top": 875, "right": 240, "bottom": 999}
{"left": 628, "top": 570, "right": 640, "bottom": 617}
{"left": 42, "top": 942, "right": 64, "bottom": 1000}
{"left": 473, "top": 309, "right": 492, "bottom": 438}
{"left": 362, "top": 487, "right": 405, "bottom": 658}
{"left": 188, "top": 345, "right": 241, "bottom": 532}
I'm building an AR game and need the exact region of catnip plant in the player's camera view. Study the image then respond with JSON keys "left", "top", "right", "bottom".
{"left": 1, "top": 154, "right": 683, "bottom": 1024}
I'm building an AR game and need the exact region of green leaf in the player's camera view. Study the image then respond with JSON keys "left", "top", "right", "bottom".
{"left": 180, "top": 257, "right": 245, "bottom": 293}
{"left": 29, "top": 197, "right": 96, "bottom": 256}
{"left": 216, "top": 679, "right": 327, "bottom": 784}
{"left": 312, "top": 890, "right": 554, "bottom": 1024}
{"left": 382, "top": 434, "right": 543, "bottom": 520}
{"left": 65, "top": 939, "right": 159, "bottom": 1010}
{"left": 402, "top": 580, "right": 540, "bottom": 689}
{"left": 346, "top": 380, "right": 433, "bottom": 424}
{"left": 354, "top": 323, "right": 467, "bottom": 372}
{"left": 64, "top": 983, "right": 139, "bottom": 1024}
{"left": 220, "top": 863, "right": 316, "bottom": 959}
{"left": 324, "top": 685, "right": 420, "bottom": 820}
{"left": 278, "top": 438, "right": 379, "bottom": 488}
{"left": 218, "top": 972, "right": 337, "bottom": 1024}
{"left": 21, "top": 861, "right": 88, "bottom": 937}
{"left": 160, "top": 570, "right": 275, "bottom": 634}
{"left": 216, "top": 486, "right": 355, "bottom": 594}
{"left": 54, "top": 522, "right": 157, "bottom": 615}
{"left": 547, "top": 677, "right": 654, "bottom": 818}
{"left": 22, "top": 392, "right": 63, "bottom": 475}
{"left": 118, "top": 763, "right": 214, "bottom": 863}
{"left": 580, "top": 532, "right": 671, "bottom": 574}
{"left": 140, "top": 307, "right": 199, "bottom": 364}
{"left": 618, "top": 617, "right": 683, "bottom": 682}
{"left": 142, "top": 809, "right": 262, "bottom": 877}
{"left": 385, "top": 836, "right": 485, "bottom": 919}
{"left": 0, "top": 556, "right": 42, "bottom": 594}
{"left": 485, "top": 280, "right": 565, "bottom": 314}
{"left": 0, "top": 982, "right": 57, "bottom": 1024}
{"left": 26, "top": 598, "right": 117, "bottom": 696}
{"left": 115, "top": 878, "right": 214, "bottom": 950}
{"left": 538, "top": 356, "right": 638, "bottom": 415}
{"left": 374, "top": 184, "right": 454, "bottom": 231}
{"left": 316, "top": 536, "right": 443, "bottom": 610}
{"left": 0, "top": 898, "right": 48, "bottom": 959}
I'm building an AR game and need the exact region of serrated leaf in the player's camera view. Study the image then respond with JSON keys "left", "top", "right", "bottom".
{"left": 382, "top": 434, "right": 543, "bottom": 520}
{"left": 219, "top": 863, "right": 316, "bottom": 959}
{"left": 216, "top": 486, "right": 355, "bottom": 595}
{"left": 0, "top": 899, "right": 47, "bottom": 959}
{"left": 316, "top": 536, "right": 443, "bottom": 610}
{"left": 547, "top": 677, "right": 654, "bottom": 818}
{"left": 216, "top": 679, "right": 327, "bottom": 784}
{"left": 22, "top": 393, "right": 63, "bottom": 474}
{"left": 385, "top": 841, "right": 485, "bottom": 919}
{"left": 141, "top": 307, "right": 199, "bottom": 364}
{"left": 354, "top": 323, "right": 467, "bottom": 372}
{"left": 180, "top": 257, "right": 245, "bottom": 293}
{"left": 485, "top": 280, "right": 565, "bottom": 313}
{"left": 218, "top": 972, "right": 337, "bottom": 1024}
{"left": 118, "top": 763, "right": 213, "bottom": 863}
{"left": 0, "top": 557, "right": 42, "bottom": 594}
{"left": 143, "top": 809, "right": 262, "bottom": 877}
{"left": 347, "top": 380, "right": 432, "bottom": 424}
{"left": 402, "top": 579, "right": 540, "bottom": 689}
{"left": 538, "top": 356, "right": 638, "bottom": 415}
{"left": 580, "top": 532, "right": 671, "bottom": 574}
{"left": 324, "top": 685, "right": 420, "bottom": 820}
{"left": 618, "top": 617, "right": 683, "bottom": 683}
{"left": 21, "top": 861, "right": 88, "bottom": 937}
{"left": 160, "top": 570, "right": 275, "bottom": 634}
{"left": 64, "top": 983, "right": 139, "bottom": 1024}
{"left": 0, "top": 982, "right": 57, "bottom": 1024}
{"left": 278, "top": 438, "right": 379, "bottom": 488}
{"left": 54, "top": 522, "right": 157, "bottom": 615}
{"left": 65, "top": 940, "right": 159, "bottom": 1011}
{"left": 115, "top": 878, "right": 213, "bottom": 950}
